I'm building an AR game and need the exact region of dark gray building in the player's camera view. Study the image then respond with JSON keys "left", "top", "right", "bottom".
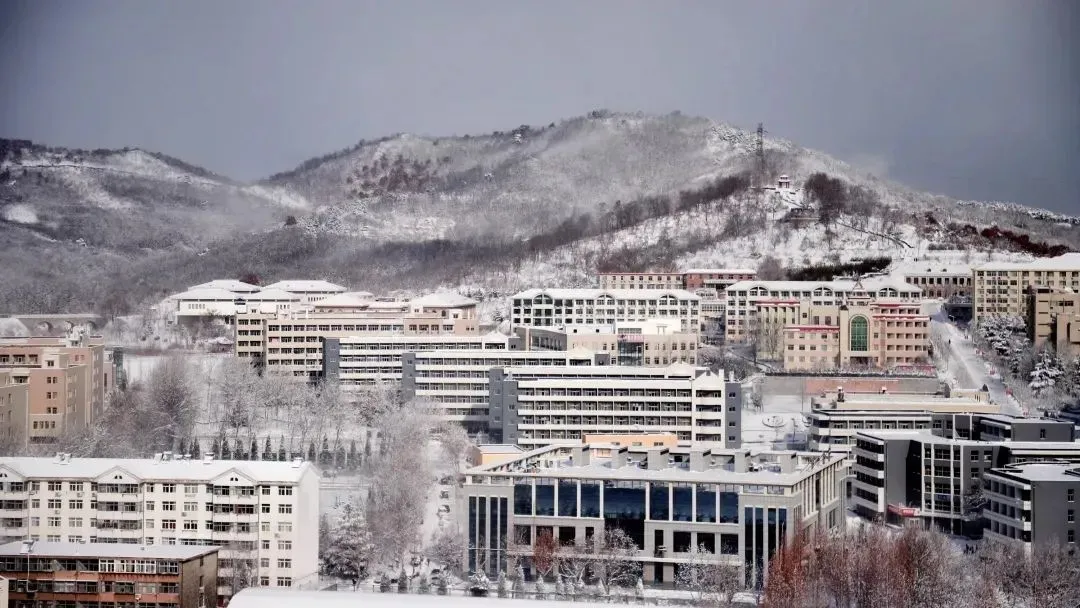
{"left": 851, "top": 428, "right": 1080, "bottom": 536}
{"left": 933, "top": 413, "right": 1076, "bottom": 442}
{"left": 983, "top": 462, "right": 1080, "bottom": 548}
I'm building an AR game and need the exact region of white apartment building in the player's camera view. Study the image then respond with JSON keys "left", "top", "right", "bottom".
{"left": 510, "top": 289, "right": 701, "bottom": 334}
{"left": 723, "top": 277, "right": 920, "bottom": 342}
{"left": 487, "top": 364, "right": 741, "bottom": 448}
{"left": 400, "top": 348, "right": 611, "bottom": 434}
{"left": 0, "top": 454, "right": 319, "bottom": 602}
{"left": 972, "top": 253, "right": 1080, "bottom": 325}
{"left": 323, "top": 333, "right": 523, "bottom": 389}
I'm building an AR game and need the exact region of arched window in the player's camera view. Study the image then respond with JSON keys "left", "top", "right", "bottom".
{"left": 850, "top": 316, "right": 868, "bottom": 351}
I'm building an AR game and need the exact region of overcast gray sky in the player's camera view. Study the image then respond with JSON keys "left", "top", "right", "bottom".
{"left": 1, "top": 1, "right": 1077, "bottom": 211}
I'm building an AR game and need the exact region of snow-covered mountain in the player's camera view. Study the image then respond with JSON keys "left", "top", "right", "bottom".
{"left": 1, "top": 111, "right": 1076, "bottom": 313}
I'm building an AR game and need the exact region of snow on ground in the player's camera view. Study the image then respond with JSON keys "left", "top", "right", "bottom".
{"left": 929, "top": 310, "right": 1020, "bottom": 415}
{"left": 2, "top": 203, "right": 38, "bottom": 224}
{"left": 742, "top": 394, "right": 809, "bottom": 449}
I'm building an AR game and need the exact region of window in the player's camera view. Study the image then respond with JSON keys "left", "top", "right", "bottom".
{"left": 68, "top": 517, "right": 83, "bottom": 527}
{"left": 261, "top": 486, "right": 271, "bottom": 495}
{"left": 277, "top": 522, "right": 292, "bottom": 533}
{"left": 277, "top": 577, "right": 292, "bottom": 587}
{"left": 162, "top": 501, "right": 176, "bottom": 511}
{"left": 849, "top": 316, "right": 868, "bottom": 351}
{"left": 278, "top": 486, "right": 293, "bottom": 496}
{"left": 260, "top": 558, "right": 270, "bottom": 568}
{"left": 261, "top": 504, "right": 271, "bottom": 514}
{"left": 48, "top": 499, "right": 62, "bottom": 509}
{"left": 161, "top": 484, "right": 176, "bottom": 493}
{"left": 277, "top": 558, "right": 292, "bottom": 569}
{"left": 1068, "top": 489, "right": 1075, "bottom": 503}
{"left": 48, "top": 517, "right": 61, "bottom": 527}
{"left": 184, "top": 484, "right": 198, "bottom": 495}
{"left": 183, "top": 520, "right": 198, "bottom": 530}
{"left": 161, "top": 520, "right": 176, "bottom": 530}
{"left": 145, "top": 501, "right": 155, "bottom": 511}
{"left": 261, "top": 540, "right": 270, "bottom": 550}
{"left": 184, "top": 502, "right": 198, "bottom": 512}
{"left": 48, "top": 481, "right": 63, "bottom": 491}
{"left": 278, "top": 540, "right": 292, "bottom": 550}
{"left": 278, "top": 504, "right": 292, "bottom": 514}
{"left": 68, "top": 500, "right": 83, "bottom": 509}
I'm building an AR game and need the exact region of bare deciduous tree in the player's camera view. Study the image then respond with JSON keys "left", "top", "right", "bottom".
{"left": 592, "top": 528, "right": 640, "bottom": 596}
{"left": 427, "top": 525, "right": 467, "bottom": 577}
{"left": 676, "top": 544, "right": 744, "bottom": 607}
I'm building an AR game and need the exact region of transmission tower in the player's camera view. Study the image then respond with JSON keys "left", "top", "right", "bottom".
{"left": 755, "top": 122, "right": 767, "bottom": 185}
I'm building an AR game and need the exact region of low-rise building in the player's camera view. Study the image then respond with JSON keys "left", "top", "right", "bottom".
{"left": 0, "top": 333, "right": 109, "bottom": 445}
{"left": 486, "top": 364, "right": 741, "bottom": 448}
{"left": 683, "top": 269, "right": 758, "bottom": 291}
{"left": 0, "top": 454, "right": 320, "bottom": 604}
{"left": 973, "top": 253, "right": 1080, "bottom": 325}
{"left": 982, "top": 462, "right": 1080, "bottom": 549}
{"left": 850, "top": 424, "right": 1080, "bottom": 535}
{"left": 0, "top": 540, "right": 218, "bottom": 608}
{"left": 807, "top": 388, "right": 1000, "bottom": 454}
{"left": 598, "top": 272, "right": 685, "bottom": 290}
{"left": 516, "top": 319, "right": 699, "bottom": 367}
{"left": 260, "top": 280, "right": 348, "bottom": 304}
{"left": 460, "top": 443, "right": 846, "bottom": 588}
{"left": 510, "top": 289, "right": 701, "bottom": 335}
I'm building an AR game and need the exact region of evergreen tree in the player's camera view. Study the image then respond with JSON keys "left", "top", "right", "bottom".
{"left": 417, "top": 574, "right": 431, "bottom": 594}
{"left": 497, "top": 571, "right": 509, "bottom": 598}
{"left": 277, "top": 437, "right": 286, "bottom": 462}
{"left": 397, "top": 568, "right": 408, "bottom": 593}
{"left": 211, "top": 436, "right": 221, "bottom": 459}
{"left": 307, "top": 441, "right": 316, "bottom": 462}
{"left": 234, "top": 438, "right": 245, "bottom": 460}
{"left": 264, "top": 437, "right": 274, "bottom": 461}
{"left": 348, "top": 439, "right": 360, "bottom": 470}
{"left": 322, "top": 503, "right": 374, "bottom": 588}
{"left": 320, "top": 436, "right": 332, "bottom": 467}
{"left": 335, "top": 445, "right": 347, "bottom": 470}
{"left": 221, "top": 439, "right": 232, "bottom": 460}
{"left": 364, "top": 437, "right": 373, "bottom": 459}
{"left": 190, "top": 439, "right": 201, "bottom": 460}
{"left": 250, "top": 438, "right": 259, "bottom": 461}
{"left": 436, "top": 575, "right": 449, "bottom": 595}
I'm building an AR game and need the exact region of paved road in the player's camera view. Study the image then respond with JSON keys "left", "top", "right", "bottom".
{"left": 930, "top": 309, "right": 1019, "bottom": 415}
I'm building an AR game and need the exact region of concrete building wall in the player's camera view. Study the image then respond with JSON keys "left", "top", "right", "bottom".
{"left": 972, "top": 254, "right": 1080, "bottom": 325}
{"left": 762, "top": 375, "right": 942, "bottom": 397}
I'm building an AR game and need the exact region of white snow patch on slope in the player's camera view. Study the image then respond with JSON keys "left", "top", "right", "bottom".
{"left": 54, "top": 168, "right": 133, "bottom": 210}
{"left": 243, "top": 184, "right": 312, "bottom": 210}
{"left": 3, "top": 203, "right": 38, "bottom": 224}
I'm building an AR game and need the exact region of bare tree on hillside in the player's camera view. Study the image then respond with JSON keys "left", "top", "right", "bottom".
{"left": 147, "top": 355, "right": 197, "bottom": 453}
{"left": 757, "top": 255, "right": 786, "bottom": 280}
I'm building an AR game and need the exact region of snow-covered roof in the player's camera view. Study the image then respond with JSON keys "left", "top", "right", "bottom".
{"left": 512, "top": 288, "right": 701, "bottom": 300}
{"left": 0, "top": 540, "right": 217, "bottom": 560}
{"left": 187, "top": 279, "right": 261, "bottom": 293}
{"left": 242, "top": 288, "right": 301, "bottom": 301}
{"left": 724, "top": 276, "right": 919, "bottom": 294}
{"left": 893, "top": 262, "right": 972, "bottom": 276}
{"left": 168, "top": 287, "right": 241, "bottom": 301}
{"left": 230, "top": 590, "right": 560, "bottom": 608}
{"left": 262, "top": 280, "right": 348, "bottom": 293}
{"left": 987, "top": 462, "right": 1079, "bottom": 482}
{"left": 365, "top": 300, "right": 409, "bottom": 310}
{"left": 682, "top": 268, "right": 757, "bottom": 275}
{"left": 0, "top": 457, "right": 315, "bottom": 483}
{"left": 477, "top": 445, "right": 525, "bottom": 455}
{"left": 973, "top": 253, "right": 1080, "bottom": 271}
{"left": 315, "top": 291, "right": 375, "bottom": 307}
{"left": 410, "top": 292, "right": 478, "bottom": 308}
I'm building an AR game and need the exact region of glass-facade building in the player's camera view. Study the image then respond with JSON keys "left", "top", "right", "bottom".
{"left": 461, "top": 444, "right": 845, "bottom": 588}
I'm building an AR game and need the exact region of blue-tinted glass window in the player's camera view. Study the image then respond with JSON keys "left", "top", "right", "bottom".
{"left": 557, "top": 482, "right": 578, "bottom": 517}
{"left": 581, "top": 483, "right": 600, "bottom": 517}
{"left": 696, "top": 486, "right": 716, "bottom": 522}
{"left": 650, "top": 484, "right": 669, "bottom": 521}
{"left": 719, "top": 491, "right": 739, "bottom": 523}
{"left": 603, "top": 485, "right": 645, "bottom": 519}
{"left": 513, "top": 484, "right": 532, "bottom": 515}
{"left": 535, "top": 483, "right": 555, "bottom": 516}
{"left": 673, "top": 486, "right": 693, "bottom": 522}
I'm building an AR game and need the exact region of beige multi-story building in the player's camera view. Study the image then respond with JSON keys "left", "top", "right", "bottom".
{"left": 773, "top": 300, "right": 931, "bottom": 371}
{"left": 683, "top": 268, "right": 757, "bottom": 291}
{"left": 0, "top": 334, "right": 109, "bottom": 445}
{"left": 0, "top": 454, "right": 320, "bottom": 604}
{"left": 1025, "top": 286, "right": 1080, "bottom": 356}
{"left": 236, "top": 292, "right": 481, "bottom": 380}
{"left": 723, "top": 277, "right": 921, "bottom": 343}
{"left": 0, "top": 370, "right": 29, "bottom": 449}
{"left": 510, "top": 289, "right": 701, "bottom": 334}
{"left": 972, "top": 253, "right": 1080, "bottom": 325}
{"left": 896, "top": 262, "right": 972, "bottom": 299}
{"left": 598, "top": 272, "right": 684, "bottom": 290}
{"left": 515, "top": 319, "right": 699, "bottom": 366}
